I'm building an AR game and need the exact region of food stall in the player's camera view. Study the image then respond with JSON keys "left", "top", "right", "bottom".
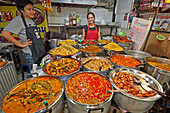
{"left": 0, "top": 0, "right": 170, "bottom": 113}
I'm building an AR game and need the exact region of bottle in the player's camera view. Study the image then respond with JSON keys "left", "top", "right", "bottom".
{"left": 76, "top": 12, "right": 80, "bottom": 26}
{"left": 0, "top": 11, "right": 1, "bottom": 22}
{"left": 72, "top": 12, "right": 76, "bottom": 26}
{"left": 69, "top": 13, "right": 73, "bottom": 26}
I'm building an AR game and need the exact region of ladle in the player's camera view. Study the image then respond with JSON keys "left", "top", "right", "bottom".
{"left": 133, "top": 76, "right": 166, "bottom": 97}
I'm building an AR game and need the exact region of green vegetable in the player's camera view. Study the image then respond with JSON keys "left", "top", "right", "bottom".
{"left": 32, "top": 100, "right": 37, "bottom": 104}
{"left": 54, "top": 91, "right": 59, "bottom": 96}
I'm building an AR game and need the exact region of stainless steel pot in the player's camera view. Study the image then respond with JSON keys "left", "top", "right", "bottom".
{"left": 48, "top": 39, "right": 58, "bottom": 49}
{"left": 143, "top": 57, "right": 170, "bottom": 85}
{"left": 110, "top": 54, "right": 142, "bottom": 70}
{"left": 80, "top": 45, "right": 103, "bottom": 57}
{"left": 1, "top": 76, "right": 64, "bottom": 113}
{"left": 81, "top": 57, "right": 114, "bottom": 77}
{"left": 109, "top": 68, "right": 163, "bottom": 113}
{"left": 103, "top": 45, "right": 124, "bottom": 56}
{"left": 42, "top": 58, "right": 81, "bottom": 84}
{"left": 65, "top": 71, "right": 113, "bottom": 113}
{"left": 117, "top": 41, "right": 134, "bottom": 50}
{"left": 48, "top": 45, "right": 79, "bottom": 58}
{"left": 124, "top": 50, "right": 152, "bottom": 62}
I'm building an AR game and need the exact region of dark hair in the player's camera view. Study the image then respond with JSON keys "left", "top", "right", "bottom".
{"left": 87, "top": 12, "right": 95, "bottom": 19}
{"left": 16, "top": 0, "right": 33, "bottom": 12}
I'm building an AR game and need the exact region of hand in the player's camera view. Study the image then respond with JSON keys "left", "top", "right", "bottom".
{"left": 22, "top": 39, "right": 32, "bottom": 47}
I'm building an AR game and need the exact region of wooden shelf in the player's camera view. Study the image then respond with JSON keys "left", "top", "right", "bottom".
{"left": 151, "top": 29, "right": 170, "bottom": 33}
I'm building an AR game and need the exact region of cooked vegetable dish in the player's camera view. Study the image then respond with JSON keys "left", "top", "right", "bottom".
{"left": 2, "top": 76, "right": 63, "bottom": 113}
{"left": 147, "top": 61, "right": 170, "bottom": 71}
{"left": 49, "top": 44, "right": 79, "bottom": 56}
{"left": 45, "top": 58, "right": 81, "bottom": 76}
{"left": 113, "top": 72, "right": 156, "bottom": 97}
{"left": 103, "top": 42, "right": 123, "bottom": 51}
{"left": 80, "top": 40, "right": 97, "bottom": 45}
{"left": 80, "top": 45, "right": 102, "bottom": 53}
{"left": 66, "top": 72, "right": 112, "bottom": 104}
{"left": 57, "top": 39, "right": 77, "bottom": 45}
{"left": 113, "top": 36, "right": 132, "bottom": 42}
{"left": 98, "top": 40, "right": 110, "bottom": 45}
{"left": 83, "top": 59, "right": 112, "bottom": 71}
{"left": 110, "top": 55, "right": 141, "bottom": 67}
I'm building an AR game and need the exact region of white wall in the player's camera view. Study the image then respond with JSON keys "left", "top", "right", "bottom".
{"left": 48, "top": 6, "right": 113, "bottom": 26}
{"left": 115, "top": 0, "right": 134, "bottom": 28}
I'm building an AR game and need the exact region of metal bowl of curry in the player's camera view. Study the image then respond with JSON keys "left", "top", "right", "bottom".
{"left": 143, "top": 57, "right": 170, "bottom": 85}
{"left": 2, "top": 76, "right": 64, "bottom": 113}
{"left": 80, "top": 45, "right": 103, "bottom": 57}
{"left": 49, "top": 44, "right": 79, "bottom": 57}
{"left": 109, "top": 68, "right": 163, "bottom": 112}
{"left": 81, "top": 57, "right": 113, "bottom": 77}
{"left": 110, "top": 54, "right": 142, "bottom": 70}
{"left": 65, "top": 71, "right": 113, "bottom": 113}
{"left": 42, "top": 58, "right": 81, "bottom": 84}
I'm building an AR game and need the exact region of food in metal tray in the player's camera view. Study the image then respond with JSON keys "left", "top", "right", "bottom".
{"left": 113, "top": 35, "right": 132, "bottom": 42}
{"left": 97, "top": 40, "right": 110, "bottom": 45}
{"left": 66, "top": 72, "right": 112, "bottom": 104}
{"left": 49, "top": 44, "right": 79, "bottom": 56}
{"left": 80, "top": 45, "right": 102, "bottom": 53}
{"left": 147, "top": 61, "right": 170, "bottom": 71}
{"left": 83, "top": 59, "right": 112, "bottom": 71}
{"left": 110, "top": 55, "right": 141, "bottom": 67}
{"left": 103, "top": 42, "right": 123, "bottom": 51}
{"left": 2, "top": 76, "right": 63, "bottom": 113}
{"left": 57, "top": 39, "right": 77, "bottom": 45}
{"left": 113, "top": 72, "right": 156, "bottom": 97}
{"left": 80, "top": 40, "right": 97, "bottom": 45}
{"left": 0, "top": 59, "right": 5, "bottom": 66}
{"left": 45, "top": 58, "right": 81, "bottom": 76}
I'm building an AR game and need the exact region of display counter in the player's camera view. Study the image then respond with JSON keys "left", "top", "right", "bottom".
{"left": 0, "top": 61, "right": 18, "bottom": 104}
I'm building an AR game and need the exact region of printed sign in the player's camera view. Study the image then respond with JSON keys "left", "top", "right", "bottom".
{"left": 139, "top": 13, "right": 170, "bottom": 30}
{"left": 128, "top": 17, "right": 152, "bottom": 50}
{"left": 0, "top": 5, "right": 48, "bottom": 43}
{"left": 153, "top": 13, "right": 170, "bottom": 30}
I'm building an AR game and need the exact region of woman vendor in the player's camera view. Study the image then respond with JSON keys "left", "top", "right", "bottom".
{"left": 82, "top": 12, "right": 101, "bottom": 41}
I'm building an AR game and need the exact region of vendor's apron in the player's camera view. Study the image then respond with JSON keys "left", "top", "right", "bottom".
{"left": 85, "top": 24, "right": 98, "bottom": 40}
{"left": 21, "top": 15, "right": 46, "bottom": 64}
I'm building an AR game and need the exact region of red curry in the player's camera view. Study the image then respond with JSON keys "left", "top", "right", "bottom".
{"left": 66, "top": 72, "right": 112, "bottom": 104}
{"left": 110, "top": 55, "right": 142, "bottom": 67}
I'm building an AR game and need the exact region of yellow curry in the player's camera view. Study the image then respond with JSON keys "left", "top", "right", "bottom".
{"left": 147, "top": 61, "right": 170, "bottom": 71}
{"left": 2, "top": 76, "right": 63, "bottom": 113}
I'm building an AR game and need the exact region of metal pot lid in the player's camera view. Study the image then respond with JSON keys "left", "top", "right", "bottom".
{"left": 124, "top": 50, "right": 152, "bottom": 59}
{"left": 65, "top": 71, "right": 113, "bottom": 108}
{"left": 2, "top": 75, "right": 64, "bottom": 113}
{"left": 145, "top": 57, "right": 170, "bottom": 72}
{"left": 109, "top": 68, "right": 163, "bottom": 101}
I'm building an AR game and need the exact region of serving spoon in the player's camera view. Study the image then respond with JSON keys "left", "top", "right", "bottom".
{"left": 133, "top": 76, "right": 167, "bottom": 97}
